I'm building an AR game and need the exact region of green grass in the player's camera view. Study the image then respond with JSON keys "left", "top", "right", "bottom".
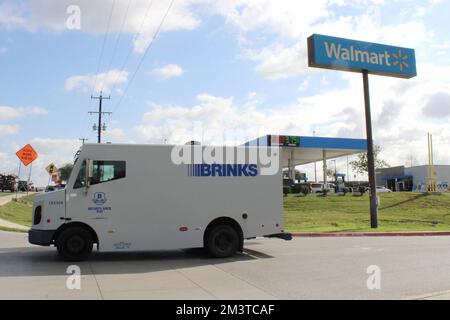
{"left": 285, "top": 192, "right": 450, "bottom": 232}
{"left": 0, "top": 195, "right": 35, "bottom": 227}
{"left": 1, "top": 192, "right": 450, "bottom": 233}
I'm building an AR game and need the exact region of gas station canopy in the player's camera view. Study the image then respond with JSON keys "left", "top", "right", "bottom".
{"left": 244, "top": 135, "right": 367, "bottom": 168}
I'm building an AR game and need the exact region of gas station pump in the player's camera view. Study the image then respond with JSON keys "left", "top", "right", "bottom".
{"left": 335, "top": 173, "right": 346, "bottom": 193}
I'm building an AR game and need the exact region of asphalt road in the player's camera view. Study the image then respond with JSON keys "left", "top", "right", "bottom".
{"left": 1, "top": 230, "right": 450, "bottom": 299}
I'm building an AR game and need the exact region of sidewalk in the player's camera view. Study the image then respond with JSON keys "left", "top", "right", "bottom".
{"left": 0, "top": 192, "right": 33, "bottom": 231}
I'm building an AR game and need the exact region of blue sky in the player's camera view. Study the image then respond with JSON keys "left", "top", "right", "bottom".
{"left": 1, "top": 0, "right": 450, "bottom": 185}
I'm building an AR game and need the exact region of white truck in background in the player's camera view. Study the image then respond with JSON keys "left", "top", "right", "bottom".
{"left": 29, "top": 143, "right": 291, "bottom": 261}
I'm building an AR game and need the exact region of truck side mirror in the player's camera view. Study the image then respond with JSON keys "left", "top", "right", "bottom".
{"left": 85, "top": 159, "right": 93, "bottom": 190}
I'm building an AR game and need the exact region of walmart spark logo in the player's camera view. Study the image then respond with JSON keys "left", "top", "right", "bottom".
{"left": 392, "top": 49, "right": 409, "bottom": 72}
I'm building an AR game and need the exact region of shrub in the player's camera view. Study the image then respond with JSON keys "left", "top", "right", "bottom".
{"left": 300, "top": 186, "right": 310, "bottom": 196}
{"left": 283, "top": 186, "right": 291, "bottom": 197}
{"left": 359, "top": 186, "right": 366, "bottom": 194}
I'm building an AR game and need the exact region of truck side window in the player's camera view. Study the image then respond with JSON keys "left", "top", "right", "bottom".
{"left": 73, "top": 160, "right": 126, "bottom": 189}
{"left": 91, "top": 161, "right": 126, "bottom": 185}
{"left": 73, "top": 161, "right": 87, "bottom": 189}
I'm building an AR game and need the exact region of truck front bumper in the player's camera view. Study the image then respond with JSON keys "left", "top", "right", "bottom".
{"left": 28, "top": 229, "right": 55, "bottom": 246}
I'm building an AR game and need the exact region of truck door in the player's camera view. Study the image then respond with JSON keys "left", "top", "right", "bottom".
{"left": 67, "top": 159, "right": 126, "bottom": 251}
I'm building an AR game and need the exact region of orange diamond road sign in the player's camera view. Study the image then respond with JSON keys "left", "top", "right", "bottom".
{"left": 16, "top": 144, "right": 38, "bottom": 166}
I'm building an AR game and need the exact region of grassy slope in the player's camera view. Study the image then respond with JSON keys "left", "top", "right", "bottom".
{"left": 0, "top": 195, "right": 34, "bottom": 227}
{"left": 285, "top": 192, "right": 450, "bottom": 232}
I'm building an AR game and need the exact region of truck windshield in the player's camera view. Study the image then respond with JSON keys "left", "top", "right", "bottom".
{"left": 74, "top": 160, "right": 126, "bottom": 189}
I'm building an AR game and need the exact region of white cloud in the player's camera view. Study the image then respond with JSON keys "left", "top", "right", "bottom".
{"left": 0, "top": 124, "right": 19, "bottom": 135}
{"left": 0, "top": 2, "right": 28, "bottom": 30}
{"left": 65, "top": 70, "right": 128, "bottom": 93}
{"left": 102, "top": 127, "right": 135, "bottom": 144}
{"left": 134, "top": 90, "right": 365, "bottom": 146}
{"left": 0, "top": 106, "right": 48, "bottom": 121}
{"left": 422, "top": 92, "right": 450, "bottom": 118}
{"left": 151, "top": 64, "right": 184, "bottom": 79}
{"left": 246, "top": 43, "right": 308, "bottom": 80}
{"left": 0, "top": 152, "right": 17, "bottom": 173}
{"left": 0, "top": 0, "right": 203, "bottom": 53}
{"left": 208, "top": 1, "right": 436, "bottom": 79}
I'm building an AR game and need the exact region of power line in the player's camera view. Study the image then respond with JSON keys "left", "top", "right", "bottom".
{"left": 108, "top": 0, "right": 155, "bottom": 97}
{"left": 105, "top": 0, "right": 133, "bottom": 74}
{"left": 90, "top": 0, "right": 117, "bottom": 96}
{"left": 110, "top": 0, "right": 175, "bottom": 119}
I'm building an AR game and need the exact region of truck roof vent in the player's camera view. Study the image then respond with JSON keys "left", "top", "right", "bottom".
{"left": 185, "top": 141, "right": 201, "bottom": 145}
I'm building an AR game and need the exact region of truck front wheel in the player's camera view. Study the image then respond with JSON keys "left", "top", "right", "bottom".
{"left": 56, "top": 227, "right": 93, "bottom": 261}
{"left": 206, "top": 225, "right": 239, "bottom": 258}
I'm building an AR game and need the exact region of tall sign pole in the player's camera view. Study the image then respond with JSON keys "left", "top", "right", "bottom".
{"left": 362, "top": 70, "right": 378, "bottom": 227}
{"left": 308, "top": 34, "right": 417, "bottom": 228}
{"left": 15, "top": 144, "right": 38, "bottom": 199}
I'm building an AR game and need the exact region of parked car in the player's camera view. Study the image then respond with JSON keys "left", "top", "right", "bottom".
{"left": 365, "top": 186, "right": 393, "bottom": 193}
{"left": 310, "top": 183, "right": 335, "bottom": 194}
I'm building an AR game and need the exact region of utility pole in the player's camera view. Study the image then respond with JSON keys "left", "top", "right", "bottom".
{"left": 89, "top": 91, "right": 111, "bottom": 143}
{"left": 79, "top": 138, "right": 89, "bottom": 145}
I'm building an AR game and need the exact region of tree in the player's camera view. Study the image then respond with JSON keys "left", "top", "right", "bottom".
{"left": 283, "top": 169, "right": 303, "bottom": 181}
{"left": 350, "top": 145, "right": 390, "bottom": 176}
{"left": 326, "top": 168, "right": 336, "bottom": 180}
{"left": 58, "top": 164, "right": 74, "bottom": 182}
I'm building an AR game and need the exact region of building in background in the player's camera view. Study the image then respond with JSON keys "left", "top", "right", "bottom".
{"left": 376, "top": 165, "right": 450, "bottom": 192}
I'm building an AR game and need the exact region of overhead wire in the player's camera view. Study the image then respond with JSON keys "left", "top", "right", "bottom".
{"left": 108, "top": 0, "right": 155, "bottom": 97}
{"left": 90, "top": 0, "right": 117, "bottom": 96}
{"left": 109, "top": 0, "right": 175, "bottom": 123}
{"left": 82, "top": 0, "right": 117, "bottom": 141}
{"left": 105, "top": 0, "right": 133, "bottom": 75}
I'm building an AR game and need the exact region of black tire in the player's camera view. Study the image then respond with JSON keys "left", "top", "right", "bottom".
{"left": 56, "top": 227, "right": 93, "bottom": 261}
{"left": 205, "top": 225, "right": 239, "bottom": 258}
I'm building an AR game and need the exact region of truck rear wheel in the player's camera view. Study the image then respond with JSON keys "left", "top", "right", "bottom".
{"left": 56, "top": 227, "right": 93, "bottom": 261}
{"left": 206, "top": 225, "right": 239, "bottom": 258}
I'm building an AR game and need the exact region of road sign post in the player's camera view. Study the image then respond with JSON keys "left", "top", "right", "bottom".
{"left": 15, "top": 144, "right": 38, "bottom": 199}
{"left": 308, "top": 34, "right": 417, "bottom": 228}
{"left": 46, "top": 163, "right": 58, "bottom": 188}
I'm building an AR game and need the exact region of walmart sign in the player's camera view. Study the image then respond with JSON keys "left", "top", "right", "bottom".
{"left": 308, "top": 34, "right": 417, "bottom": 79}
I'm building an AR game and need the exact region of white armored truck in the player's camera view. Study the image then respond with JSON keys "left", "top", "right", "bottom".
{"left": 29, "top": 143, "right": 291, "bottom": 261}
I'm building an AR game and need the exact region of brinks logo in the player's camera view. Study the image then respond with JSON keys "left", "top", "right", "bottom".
{"left": 92, "top": 192, "right": 107, "bottom": 205}
{"left": 188, "top": 164, "right": 258, "bottom": 177}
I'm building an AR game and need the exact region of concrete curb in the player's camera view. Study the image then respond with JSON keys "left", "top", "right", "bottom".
{"left": 291, "top": 231, "right": 450, "bottom": 237}
{"left": 402, "top": 290, "right": 450, "bottom": 300}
